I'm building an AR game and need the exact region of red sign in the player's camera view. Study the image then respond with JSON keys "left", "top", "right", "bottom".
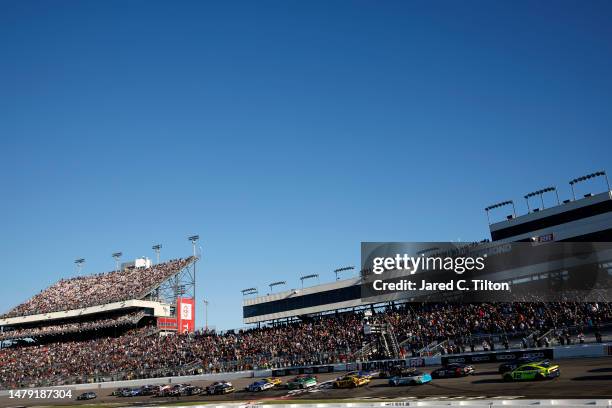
{"left": 177, "top": 297, "right": 195, "bottom": 333}
{"left": 157, "top": 317, "right": 178, "bottom": 330}
{"left": 156, "top": 297, "right": 195, "bottom": 333}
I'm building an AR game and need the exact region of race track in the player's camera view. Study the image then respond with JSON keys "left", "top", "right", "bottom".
{"left": 2, "top": 357, "right": 611, "bottom": 407}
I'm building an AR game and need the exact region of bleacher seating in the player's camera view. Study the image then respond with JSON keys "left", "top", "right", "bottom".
{"left": 0, "top": 257, "right": 193, "bottom": 318}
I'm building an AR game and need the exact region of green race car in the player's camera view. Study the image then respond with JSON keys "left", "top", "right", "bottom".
{"left": 502, "top": 360, "right": 560, "bottom": 381}
{"left": 286, "top": 375, "right": 317, "bottom": 389}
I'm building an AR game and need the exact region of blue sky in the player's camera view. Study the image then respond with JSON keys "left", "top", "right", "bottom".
{"left": 1, "top": 0, "right": 611, "bottom": 330}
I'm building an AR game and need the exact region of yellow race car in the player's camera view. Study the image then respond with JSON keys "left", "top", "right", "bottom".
{"left": 263, "top": 377, "right": 282, "bottom": 387}
{"left": 502, "top": 360, "right": 560, "bottom": 381}
{"left": 333, "top": 374, "right": 370, "bottom": 388}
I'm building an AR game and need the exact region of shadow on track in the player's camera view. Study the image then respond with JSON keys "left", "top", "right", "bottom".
{"left": 588, "top": 368, "right": 612, "bottom": 373}
{"left": 470, "top": 378, "right": 507, "bottom": 384}
{"left": 471, "top": 371, "right": 499, "bottom": 376}
{"left": 571, "top": 375, "right": 612, "bottom": 381}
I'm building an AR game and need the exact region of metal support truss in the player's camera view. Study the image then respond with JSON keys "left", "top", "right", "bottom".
{"left": 148, "top": 257, "right": 197, "bottom": 314}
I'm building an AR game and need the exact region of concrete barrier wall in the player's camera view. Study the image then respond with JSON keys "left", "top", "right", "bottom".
{"left": 553, "top": 343, "right": 607, "bottom": 359}
{"left": 0, "top": 371, "right": 253, "bottom": 396}
{"left": 424, "top": 355, "right": 442, "bottom": 365}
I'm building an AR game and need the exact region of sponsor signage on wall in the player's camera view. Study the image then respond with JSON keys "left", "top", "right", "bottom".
{"left": 441, "top": 348, "right": 554, "bottom": 365}
{"left": 271, "top": 365, "right": 335, "bottom": 377}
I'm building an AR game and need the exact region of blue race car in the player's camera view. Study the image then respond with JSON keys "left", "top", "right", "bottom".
{"left": 247, "top": 380, "right": 275, "bottom": 392}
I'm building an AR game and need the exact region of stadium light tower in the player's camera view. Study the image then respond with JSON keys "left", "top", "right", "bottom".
{"left": 112, "top": 252, "right": 122, "bottom": 272}
{"left": 188, "top": 235, "right": 199, "bottom": 258}
{"left": 569, "top": 170, "right": 610, "bottom": 200}
{"left": 74, "top": 258, "right": 85, "bottom": 274}
{"left": 300, "top": 274, "right": 319, "bottom": 288}
{"left": 269, "top": 281, "right": 286, "bottom": 293}
{"left": 524, "top": 187, "right": 559, "bottom": 212}
{"left": 484, "top": 200, "right": 516, "bottom": 224}
{"left": 241, "top": 287, "right": 258, "bottom": 296}
{"left": 334, "top": 266, "right": 355, "bottom": 281}
{"left": 152, "top": 244, "right": 162, "bottom": 264}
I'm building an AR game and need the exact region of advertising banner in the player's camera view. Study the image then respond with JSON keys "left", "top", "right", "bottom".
{"left": 157, "top": 317, "right": 178, "bottom": 330}
{"left": 177, "top": 297, "right": 195, "bottom": 333}
{"left": 271, "top": 365, "right": 335, "bottom": 377}
{"left": 441, "top": 348, "right": 554, "bottom": 365}
{"left": 360, "top": 357, "right": 425, "bottom": 371}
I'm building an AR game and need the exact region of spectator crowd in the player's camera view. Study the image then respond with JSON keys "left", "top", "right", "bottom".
{"left": 1, "top": 258, "right": 194, "bottom": 318}
{"left": 0, "top": 311, "right": 145, "bottom": 341}
{"left": 1, "top": 301, "right": 609, "bottom": 389}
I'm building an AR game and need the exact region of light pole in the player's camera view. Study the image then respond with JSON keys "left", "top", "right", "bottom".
{"left": 188, "top": 235, "right": 199, "bottom": 258}
{"left": 188, "top": 235, "right": 199, "bottom": 310}
{"left": 152, "top": 244, "right": 162, "bottom": 264}
{"left": 112, "top": 252, "right": 122, "bottom": 272}
{"left": 75, "top": 258, "right": 85, "bottom": 275}
{"left": 203, "top": 299, "right": 209, "bottom": 331}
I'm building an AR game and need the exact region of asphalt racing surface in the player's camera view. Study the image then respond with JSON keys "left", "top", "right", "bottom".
{"left": 2, "top": 357, "right": 611, "bottom": 407}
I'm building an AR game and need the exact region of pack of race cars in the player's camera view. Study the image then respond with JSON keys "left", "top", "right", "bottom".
{"left": 105, "top": 358, "right": 560, "bottom": 401}
{"left": 110, "top": 377, "right": 284, "bottom": 399}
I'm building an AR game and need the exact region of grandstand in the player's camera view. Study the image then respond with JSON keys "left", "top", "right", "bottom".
{"left": 0, "top": 171, "right": 610, "bottom": 390}
{"left": 242, "top": 171, "right": 612, "bottom": 359}
{"left": 0, "top": 257, "right": 197, "bottom": 342}
{"left": 244, "top": 173, "right": 612, "bottom": 321}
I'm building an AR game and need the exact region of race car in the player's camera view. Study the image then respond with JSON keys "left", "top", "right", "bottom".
{"left": 76, "top": 392, "right": 97, "bottom": 400}
{"left": 263, "top": 377, "right": 282, "bottom": 386}
{"left": 498, "top": 357, "right": 541, "bottom": 374}
{"left": 502, "top": 360, "right": 560, "bottom": 381}
{"left": 112, "top": 387, "right": 130, "bottom": 396}
{"left": 333, "top": 374, "right": 370, "bottom": 388}
{"left": 378, "top": 365, "right": 409, "bottom": 379}
{"left": 346, "top": 370, "right": 374, "bottom": 379}
{"left": 430, "top": 363, "right": 474, "bottom": 378}
{"left": 117, "top": 388, "right": 137, "bottom": 397}
{"left": 139, "top": 385, "right": 157, "bottom": 396}
{"left": 180, "top": 385, "right": 203, "bottom": 396}
{"left": 247, "top": 380, "right": 275, "bottom": 392}
{"left": 157, "top": 385, "right": 174, "bottom": 397}
{"left": 212, "top": 382, "right": 235, "bottom": 395}
{"left": 163, "top": 384, "right": 186, "bottom": 397}
{"left": 388, "top": 370, "right": 432, "bottom": 386}
{"left": 286, "top": 375, "right": 317, "bottom": 389}
{"left": 206, "top": 381, "right": 234, "bottom": 395}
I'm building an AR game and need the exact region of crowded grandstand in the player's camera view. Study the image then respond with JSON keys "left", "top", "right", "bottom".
{"left": 0, "top": 172, "right": 611, "bottom": 391}
{"left": 1, "top": 301, "right": 610, "bottom": 388}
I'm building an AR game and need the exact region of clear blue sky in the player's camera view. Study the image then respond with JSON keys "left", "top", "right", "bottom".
{"left": 1, "top": 0, "right": 611, "bottom": 330}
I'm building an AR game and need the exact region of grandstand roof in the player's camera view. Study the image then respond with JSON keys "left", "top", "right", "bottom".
{"left": 243, "top": 277, "right": 363, "bottom": 323}
{"left": 490, "top": 190, "right": 612, "bottom": 242}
